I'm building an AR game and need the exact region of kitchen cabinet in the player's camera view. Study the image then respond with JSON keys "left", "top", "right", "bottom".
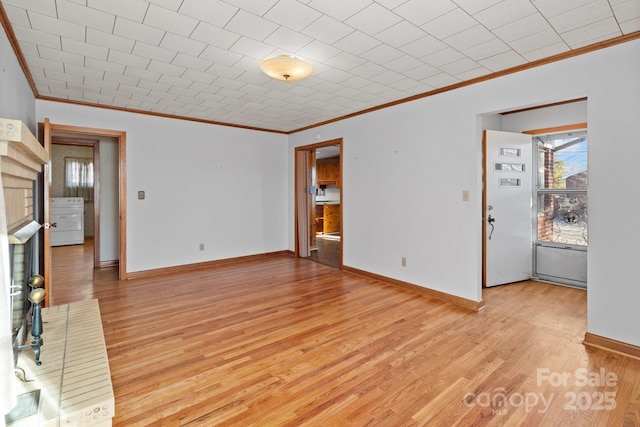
{"left": 316, "top": 156, "right": 340, "bottom": 186}
{"left": 323, "top": 203, "right": 340, "bottom": 234}
{"left": 314, "top": 203, "right": 341, "bottom": 235}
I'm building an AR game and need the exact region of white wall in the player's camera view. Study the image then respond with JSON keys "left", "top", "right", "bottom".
{"left": 587, "top": 42, "right": 640, "bottom": 347}
{"left": 36, "top": 101, "right": 289, "bottom": 272}
{"left": 289, "top": 40, "right": 640, "bottom": 347}
{"left": 0, "top": 25, "right": 35, "bottom": 131}
{"left": 502, "top": 101, "right": 587, "bottom": 132}
{"left": 98, "top": 137, "right": 119, "bottom": 262}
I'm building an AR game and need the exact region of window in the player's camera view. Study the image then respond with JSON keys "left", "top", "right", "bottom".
{"left": 64, "top": 157, "right": 94, "bottom": 202}
{"left": 535, "top": 131, "right": 588, "bottom": 246}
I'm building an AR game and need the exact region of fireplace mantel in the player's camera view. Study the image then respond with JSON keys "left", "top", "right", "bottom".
{"left": 0, "top": 118, "right": 48, "bottom": 233}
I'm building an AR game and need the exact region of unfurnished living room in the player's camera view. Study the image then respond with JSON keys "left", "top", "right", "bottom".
{"left": 1, "top": 0, "right": 640, "bottom": 426}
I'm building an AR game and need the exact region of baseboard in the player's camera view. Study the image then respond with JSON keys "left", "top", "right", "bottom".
{"left": 341, "top": 265, "right": 484, "bottom": 311}
{"left": 583, "top": 332, "right": 640, "bottom": 360}
{"left": 127, "top": 250, "right": 294, "bottom": 280}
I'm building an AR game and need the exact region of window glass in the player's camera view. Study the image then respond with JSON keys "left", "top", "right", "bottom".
{"left": 536, "top": 131, "right": 587, "bottom": 190}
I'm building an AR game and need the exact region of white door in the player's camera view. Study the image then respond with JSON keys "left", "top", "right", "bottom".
{"left": 484, "top": 130, "right": 533, "bottom": 287}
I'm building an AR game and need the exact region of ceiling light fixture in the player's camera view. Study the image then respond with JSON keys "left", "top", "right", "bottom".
{"left": 260, "top": 55, "right": 312, "bottom": 82}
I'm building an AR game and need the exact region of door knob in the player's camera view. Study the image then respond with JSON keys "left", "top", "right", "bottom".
{"left": 44, "top": 222, "right": 57, "bottom": 229}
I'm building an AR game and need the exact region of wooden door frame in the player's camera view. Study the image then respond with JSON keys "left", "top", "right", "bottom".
{"left": 294, "top": 138, "right": 343, "bottom": 268}
{"left": 43, "top": 122, "right": 127, "bottom": 283}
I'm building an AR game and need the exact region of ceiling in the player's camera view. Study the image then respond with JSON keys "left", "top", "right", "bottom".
{"left": 1, "top": 0, "right": 639, "bottom": 133}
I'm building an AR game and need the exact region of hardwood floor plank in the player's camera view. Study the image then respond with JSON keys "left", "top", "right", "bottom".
{"left": 48, "top": 241, "right": 640, "bottom": 426}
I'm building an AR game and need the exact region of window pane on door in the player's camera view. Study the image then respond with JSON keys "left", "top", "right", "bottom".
{"left": 536, "top": 131, "right": 587, "bottom": 190}
{"left": 537, "top": 193, "right": 587, "bottom": 246}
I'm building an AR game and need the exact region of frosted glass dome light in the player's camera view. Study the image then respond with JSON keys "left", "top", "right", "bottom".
{"left": 260, "top": 55, "right": 312, "bottom": 81}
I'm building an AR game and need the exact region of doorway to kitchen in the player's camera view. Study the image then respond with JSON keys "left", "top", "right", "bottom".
{"left": 294, "top": 139, "right": 342, "bottom": 269}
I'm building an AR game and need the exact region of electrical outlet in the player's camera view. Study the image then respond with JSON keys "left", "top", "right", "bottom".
{"left": 401, "top": 257, "right": 407, "bottom": 267}
{"left": 199, "top": 243, "right": 205, "bottom": 251}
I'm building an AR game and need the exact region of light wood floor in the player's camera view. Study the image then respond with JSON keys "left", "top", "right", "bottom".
{"left": 50, "top": 241, "right": 640, "bottom": 426}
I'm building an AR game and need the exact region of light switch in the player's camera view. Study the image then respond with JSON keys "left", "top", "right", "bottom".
{"left": 462, "top": 190, "right": 469, "bottom": 202}
{"left": 138, "top": 191, "right": 145, "bottom": 200}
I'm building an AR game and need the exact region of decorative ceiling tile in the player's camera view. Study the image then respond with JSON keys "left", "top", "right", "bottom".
{"left": 61, "top": 38, "right": 109, "bottom": 60}
{"left": 394, "top": 0, "right": 457, "bottom": 27}
{"left": 492, "top": 13, "right": 552, "bottom": 43}
{"left": 143, "top": 4, "right": 199, "bottom": 37}
{"left": 2, "top": 5, "right": 30, "bottom": 27}
{"left": 333, "top": 31, "right": 382, "bottom": 56}
{"left": 264, "top": 26, "right": 314, "bottom": 52}
{"left": 27, "top": 12, "right": 85, "bottom": 42}
{"left": 113, "top": 17, "right": 165, "bottom": 46}
{"left": 508, "top": 28, "right": 567, "bottom": 55}
{"left": 307, "top": 0, "right": 372, "bottom": 21}
{"left": 421, "top": 8, "right": 477, "bottom": 39}
{"left": 1, "top": 0, "right": 635, "bottom": 131}
{"left": 87, "top": 0, "right": 148, "bottom": 23}
{"left": 444, "top": 25, "right": 496, "bottom": 51}
{"left": 12, "top": 26, "right": 61, "bottom": 49}
{"left": 547, "top": 0, "right": 615, "bottom": 34}
{"left": 473, "top": 0, "right": 538, "bottom": 30}
{"left": 179, "top": 0, "right": 238, "bottom": 26}
{"left": 160, "top": 33, "right": 206, "bottom": 57}
{"left": 376, "top": 21, "right": 426, "bottom": 48}
{"left": 301, "top": 15, "right": 354, "bottom": 45}
{"left": 559, "top": 18, "right": 622, "bottom": 48}
{"left": 264, "top": 0, "right": 322, "bottom": 32}
{"left": 132, "top": 42, "right": 177, "bottom": 63}
{"left": 2, "top": 0, "right": 56, "bottom": 17}
{"left": 56, "top": 0, "right": 115, "bottom": 32}
{"left": 478, "top": 50, "right": 527, "bottom": 71}
{"left": 344, "top": 2, "right": 402, "bottom": 36}
{"left": 86, "top": 28, "right": 136, "bottom": 53}
{"left": 454, "top": 0, "right": 503, "bottom": 15}
{"left": 620, "top": 17, "right": 640, "bottom": 33}
{"left": 610, "top": 0, "right": 640, "bottom": 25}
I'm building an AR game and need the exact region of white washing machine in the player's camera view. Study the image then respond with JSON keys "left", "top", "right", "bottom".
{"left": 50, "top": 197, "right": 85, "bottom": 246}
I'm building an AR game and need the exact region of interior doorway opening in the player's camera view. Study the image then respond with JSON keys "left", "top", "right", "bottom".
{"left": 40, "top": 120, "right": 127, "bottom": 305}
{"left": 50, "top": 136, "right": 100, "bottom": 268}
{"left": 481, "top": 98, "right": 588, "bottom": 290}
{"left": 295, "top": 139, "right": 342, "bottom": 269}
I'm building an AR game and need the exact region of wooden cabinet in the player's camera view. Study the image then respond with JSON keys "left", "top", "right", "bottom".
{"left": 313, "top": 203, "right": 341, "bottom": 235}
{"left": 323, "top": 203, "right": 340, "bottom": 234}
{"left": 316, "top": 156, "right": 340, "bottom": 186}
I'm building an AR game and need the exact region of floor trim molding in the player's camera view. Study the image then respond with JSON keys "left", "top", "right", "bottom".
{"left": 127, "top": 250, "right": 293, "bottom": 280}
{"left": 583, "top": 332, "right": 640, "bottom": 360}
{"left": 342, "top": 265, "right": 483, "bottom": 311}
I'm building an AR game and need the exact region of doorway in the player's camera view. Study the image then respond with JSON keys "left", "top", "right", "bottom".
{"left": 41, "top": 120, "right": 127, "bottom": 305}
{"left": 483, "top": 125, "right": 588, "bottom": 288}
{"left": 295, "top": 139, "right": 342, "bottom": 269}
{"left": 532, "top": 129, "right": 588, "bottom": 288}
{"left": 50, "top": 136, "right": 100, "bottom": 267}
